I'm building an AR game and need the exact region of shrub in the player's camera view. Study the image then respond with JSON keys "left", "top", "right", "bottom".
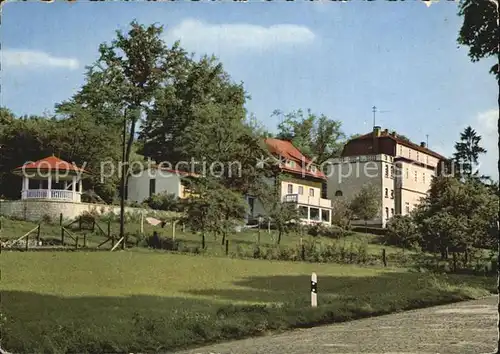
{"left": 144, "top": 193, "right": 181, "bottom": 212}
{"left": 145, "top": 233, "right": 180, "bottom": 251}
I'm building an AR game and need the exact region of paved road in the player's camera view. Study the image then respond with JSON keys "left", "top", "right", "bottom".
{"left": 177, "top": 296, "right": 498, "bottom": 354}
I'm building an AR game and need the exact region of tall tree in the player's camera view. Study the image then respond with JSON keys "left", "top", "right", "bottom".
{"left": 349, "top": 183, "right": 381, "bottom": 233}
{"left": 274, "top": 109, "right": 346, "bottom": 164}
{"left": 140, "top": 54, "right": 268, "bottom": 196}
{"left": 453, "top": 126, "right": 487, "bottom": 178}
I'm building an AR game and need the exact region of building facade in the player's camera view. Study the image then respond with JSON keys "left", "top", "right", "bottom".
{"left": 326, "top": 126, "right": 445, "bottom": 227}
{"left": 127, "top": 167, "right": 194, "bottom": 203}
{"left": 247, "top": 138, "right": 333, "bottom": 225}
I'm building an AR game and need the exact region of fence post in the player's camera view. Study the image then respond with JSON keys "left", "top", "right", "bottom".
{"left": 75, "top": 236, "right": 79, "bottom": 250}
{"left": 25, "top": 234, "right": 29, "bottom": 251}
{"left": 37, "top": 224, "right": 41, "bottom": 244}
{"left": 202, "top": 233, "right": 206, "bottom": 249}
{"left": 78, "top": 216, "right": 82, "bottom": 231}
{"left": 453, "top": 252, "right": 457, "bottom": 272}
{"left": 92, "top": 219, "right": 95, "bottom": 232}
{"left": 83, "top": 234, "right": 87, "bottom": 248}
{"left": 59, "top": 213, "right": 63, "bottom": 226}
{"left": 225, "top": 239, "right": 229, "bottom": 256}
{"left": 61, "top": 228, "right": 65, "bottom": 245}
{"left": 172, "top": 221, "right": 176, "bottom": 240}
{"left": 140, "top": 213, "right": 144, "bottom": 235}
{"left": 382, "top": 248, "right": 387, "bottom": 267}
{"left": 311, "top": 272, "right": 317, "bottom": 307}
{"left": 301, "top": 238, "right": 305, "bottom": 261}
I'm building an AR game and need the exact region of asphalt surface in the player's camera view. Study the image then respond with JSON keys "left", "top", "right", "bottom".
{"left": 177, "top": 296, "right": 498, "bottom": 354}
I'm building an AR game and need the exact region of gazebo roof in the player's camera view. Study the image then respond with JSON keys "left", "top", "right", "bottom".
{"left": 13, "top": 155, "right": 90, "bottom": 175}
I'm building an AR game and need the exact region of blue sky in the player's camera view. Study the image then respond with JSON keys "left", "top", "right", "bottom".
{"left": 1, "top": 0, "right": 498, "bottom": 178}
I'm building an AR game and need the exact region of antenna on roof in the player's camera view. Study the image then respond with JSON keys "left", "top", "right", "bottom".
{"left": 426, "top": 134, "right": 429, "bottom": 148}
{"left": 372, "top": 105, "right": 391, "bottom": 128}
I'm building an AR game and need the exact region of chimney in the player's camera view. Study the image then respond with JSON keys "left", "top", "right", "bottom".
{"left": 373, "top": 126, "right": 381, "bottom": 137}
{"left": 383, "top": 128, "right": 389, "bottom": 134}
{"left": 390, "top": 131, "right": 397, "bottom": 137}
{"left": 420, "top": 142, "right": 426, "bottom": 148}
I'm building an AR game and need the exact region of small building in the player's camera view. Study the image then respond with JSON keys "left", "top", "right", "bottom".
{"left": 126, "top": 165, "right": 196, "bottom": 203}
{"left": 12, "top": 155, "right": 88, "bottom": 203}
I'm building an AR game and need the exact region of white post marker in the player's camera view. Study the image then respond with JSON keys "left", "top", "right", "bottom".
{"left": 311, "top": 272, "right": 317, "bottom": 307}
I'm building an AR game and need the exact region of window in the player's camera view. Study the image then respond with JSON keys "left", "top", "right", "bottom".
{"left": 385, "top": 207, "right": 389, "bottom": 219}
{"left": 310, "top": 166, "right": 317, "bottom": 173}
{"left": 405, "top": 202, "right": 410, "bottom": 214}
{"left": 390, "top": 166, "right": 394, "bottom": 178}
{"left": 149, "top": 179, "right": 156, "bottom": 197}
{"left": 298, "top": 186, "right": 304, "bottom": 195}
{"left": 309, "top": 188, "right": 315, "bottom": 197}
{"left": 422, "top": 173, "right": 426, "bottom": 184}
{"left": 409, "top": 150, "right": 412, "bottom": 159}
{"left": 414, "top": 171, "right": 417, "bottom": 182}
{"left": 287, "top": 184, "right": 293, "bottom": 194}
{"left": 405, "top": 168, "right": 409, "bottom": 179}
{"left": 399, "top": 146, "right": 403, "bottom": 155}
{"left": 321, "top": 209, "right": 330, "bottom": 222}
{"left": 385, "top": 165, "right": 389, "bottom": 177}
{"left": 310, "top": 207, "right": 320, "bottom": 221}
{"left": 391, "top": 208, "right": 394, "bottom": 216}
{"left": 390, "top": 190, "right": 394, "bottom": 199}
{"left": 299, "top": 206, "right": 308, "bottom": 218}
{"left": 384, "top": 188, "right": 388, "bottom": 198}
{"left": 335, "top": 190, "right": 343, "bottom": 197}
{"left": 416, "top": 152, "right": 419, "bottom": 161}
{"left": 289, "top": 160, "right": 296, "bottom": 168}
{"left": 248, "top": 197, "right": 255, "bottom": 217}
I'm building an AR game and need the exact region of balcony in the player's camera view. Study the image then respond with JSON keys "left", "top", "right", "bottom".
{"left": 283, "top": 194, "right": 331, "bottom": 209}
{"left": 22, "top": 189, "right": 81, "bottom": 202}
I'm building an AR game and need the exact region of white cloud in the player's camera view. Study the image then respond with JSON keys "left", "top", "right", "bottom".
{"left": 2, "top": 49, "right": 79, "bottom": 70}
{"left": 475, "top": 109, "right": 499, "bottom": 180}
{"left": 163, "top": 19, "right": 316, "bottom": 56}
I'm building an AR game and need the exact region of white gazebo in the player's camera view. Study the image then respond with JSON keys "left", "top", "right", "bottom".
{"left": 13, "top": 155, "right": 89, "bottom": 203}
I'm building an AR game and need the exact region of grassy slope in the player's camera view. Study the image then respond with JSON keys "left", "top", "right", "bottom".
{"left": 0, "top": 251, "right": 495, "bottom": 353}
{"left": 0, "top": 217, "right": 405, "bottom": 257}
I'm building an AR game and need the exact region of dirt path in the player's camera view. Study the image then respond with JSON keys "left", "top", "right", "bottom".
{"left": 176, "top": 296, "right": 498, "bottom": 354}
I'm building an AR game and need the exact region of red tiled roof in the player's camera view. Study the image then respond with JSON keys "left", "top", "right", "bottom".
{"left": 264, "top": 138, "right": 326, "bottom": 180}
{"left": 13, "top": 156, "right": 89, "bottom": 173}
{"left": 350, "top": 131, "right": 447, "bottom": 160}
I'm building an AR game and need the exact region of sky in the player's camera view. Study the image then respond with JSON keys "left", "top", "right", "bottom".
{"left": 1, "top": 0, "right": 498, "bottom": 178}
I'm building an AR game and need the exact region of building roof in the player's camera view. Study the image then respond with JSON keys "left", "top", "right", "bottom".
{"left": 13, "top": 155, "right": 89, "bottom": 174}
{"left": 151, "top": 164, "right": 199, "bottom": 177}
{"left": 264, "top": 138, "right": 326, "bottom": 180}
{"left": 349, "top": 130, "right": 447, "bottom": 160}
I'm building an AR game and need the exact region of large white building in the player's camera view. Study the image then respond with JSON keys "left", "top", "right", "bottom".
{"left": 326, "top": 126, "right": 446, "bottom": 227}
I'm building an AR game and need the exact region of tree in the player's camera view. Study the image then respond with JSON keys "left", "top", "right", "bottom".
{"left": 274, "top": 109, "right": 346, "bottom": 164}
{"left": 413, "top": 176, "right": 498, "bottom": 259}
{"left": 140, "top": 54, "right": 269, "bottom": 196}
{"left": 458, "top": 0, "right": 499, "bottom": 80}
{"left": 330, "top": 199, "right": 352, "bottom": 233}
{"left": 458, "top": 2, "right": 499, "bottom": 349}
{"left": 183, "top": 178, "right": 247, "bottom": 247}
{"left": 349, "top": 184, "right": 381, "bottom": 232}
{"left": 453, "top": 126, "right": 487, "bottom": 179}
{"left": 386, "top": 215, "right": 420, "bottom": 251}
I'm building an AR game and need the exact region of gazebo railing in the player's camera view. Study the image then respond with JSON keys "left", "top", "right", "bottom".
{"left": 23, "top": 189, "right": 79, "bottom": 202}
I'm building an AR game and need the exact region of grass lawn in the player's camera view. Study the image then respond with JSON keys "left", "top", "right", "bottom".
{"left": 0, "top": 216, "right": 406, "bottom": 259}
{"left": 0, "top": 251, "right": 495, "bottom": 353}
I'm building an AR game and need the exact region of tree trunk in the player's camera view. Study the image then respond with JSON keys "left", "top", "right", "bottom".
{"left": 277, "top": 230, "right": 282, "bottom": 245}
{"left": 496, "top": 29, "right": 500, "bottom": 353}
